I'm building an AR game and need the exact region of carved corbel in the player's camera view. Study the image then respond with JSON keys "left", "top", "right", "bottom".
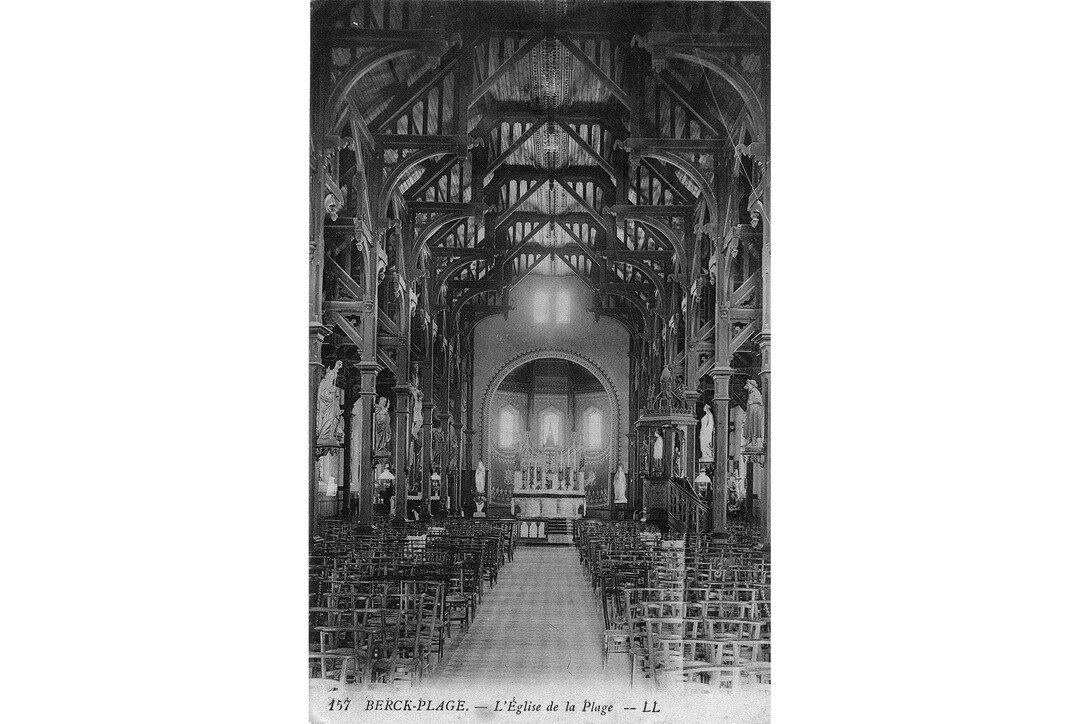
{"left": 735, "top": 141, "right": 769, "bottom": 177}
{"left": 324, "top": 178, "right": 345, "bottom": 222}
{"left": 353, "top": 214, "right": 371, "bottom": 250}
{"left": 695, "top": 220, "right": 722, "bottom": 246}
{"left": 324, "top": 135, "right": 355, "bottom": 153}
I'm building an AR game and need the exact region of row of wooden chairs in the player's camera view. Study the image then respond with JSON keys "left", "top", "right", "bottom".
{"left": 309, "top": 516, "right": 517, "bottom": 689}
{"left": 578, "top": 520, "right": 770, "bottom": 690}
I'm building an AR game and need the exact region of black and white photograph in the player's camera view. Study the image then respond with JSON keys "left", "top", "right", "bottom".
{"left": 307, "top": 1, "right": 770, "bottom": 720}
{"left": 5, "top": 1, "right": 1079, "bottom": 723}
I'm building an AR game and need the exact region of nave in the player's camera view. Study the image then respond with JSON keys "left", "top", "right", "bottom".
{"left": 310, "top": 516, "right": 769, "bottom": 708}
{"left": 309, "top": 1, "right": 772, "bottom": 718}
{"left": 430, "top": 546, "right": 623, "bottom": 687}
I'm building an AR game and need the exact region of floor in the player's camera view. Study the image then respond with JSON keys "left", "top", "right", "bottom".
{"left": 429, "top": 546, "right": 629, "bottom": 688}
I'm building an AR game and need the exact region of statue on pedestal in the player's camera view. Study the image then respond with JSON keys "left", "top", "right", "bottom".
{"left": 672, "top": 433, "right": 683, "bottom": 478}
{"left": 316, "top": 361, "right": 344, "bottom": 444}
{"left": 409, "top": 376, "right": 423, "bottom": 441}
{"left": 651, "top": 430, "right": 664, "bottom": 474}
{"left": 658, "top": 364, "right": 675, "bottom": 404}
{"left": 699, "top": 405, "right": 715, "bottom": 462}
{"left": 727, "top": 467, "right": 747, "bottom": 511}
{"left": 474, "top": 459, "right": 486, "bottom": 494}
{"left": 373, "top": 397, "right": 391, "bottom": 454}
{"left": 744, "top": 379, "right": 764, "bottom": 446}
{"left": 613, "top": 465, "right": 627, "bottom": 504}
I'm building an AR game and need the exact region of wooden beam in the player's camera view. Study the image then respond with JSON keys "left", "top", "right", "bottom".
{"left": 554, "top": 178, "right": 606, "bottom": 226}
{"left": 468, "top": 35, "right": 544, "bottom": 107}
{"left": 373, "top": 134, "right": 469, "bottom": 149}
{"left": 729, "top": 307, "right": 762, "bottom": 322}
{"left": 508, "top": 251, "right": 552, "bottom": 289}
{"left": 409, "top": 201, "right": 483, "bottom": 215}
{"left": 368, "top": 37, "right": 477, "bottom": 133}
{"left": 325, "top": 256, "right": 365, "bottom": 299}
{"left": 655, "top": 70, "right": 731, "bottom": 138}
{"left": 555, "top": 33, "right": 631, "bottom": 109}
{"left": 328, "top": 311, "right": 366, "bottom": 350}
{"left": 622, "top": 138, "right": 725, "bottom": 153}
{"left": 486, "top": 123, "right": 542, "bottom": 173}
{"left": 554, "top": 221, "right": 602, "bottom": 266}
{"left": 324, "top": 300, "right": 368, "bottom": 312}
{"left": 556, "top": 120, "right": 617, "bottom": 182}
{"left": 427, "top": 247, "right": 497, "bottom": 257}
{"left": 641, "top": 32, "right": 768, "bottom": 50}
{"left": 447, "top": 280, "right": 500, "bottom": 290}
{"left": 599, "top": 283, "right": 653, "bottom": 292}
{"left": 377, "top": 308, "right": 399, "bottom": 337}
{"left": 313, "top": 28, "right": 450, "bottom": 44}
{"left": 490, "top": 165, "right": 612, "bottom": 188}
{"left": 403, "top": 155, "right": 459, "bottom": 199}
{"left": 732, "top": 270, "right": 761, "bottom": 306}
{"left": 598, "top": 249, "right": 673, "bottom": 260}
{"left": 641, "top": 157, "right": 695, "bottom": 204}
{"left": 504, "top": 223, "right": 549, "bottom": 257}
{"left": 554, "top": 251, "right": 595, "bottom": 289}
{"left": 495, "top": 179, "right": 546, "bottom": 228}
{"left": 608, "top": 204, "right": 695, "bottom": 217}
{"left": 502, "top": 211, "right": 600, "bottom": 227}
{"left": 730, "top": 320, "right": 759, "bottom": 353}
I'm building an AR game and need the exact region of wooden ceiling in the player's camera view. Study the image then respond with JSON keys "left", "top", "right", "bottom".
{"left": 313, "top": 0, "right": 769, "bottom": 336}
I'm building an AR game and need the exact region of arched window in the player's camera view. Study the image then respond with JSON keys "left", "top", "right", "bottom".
{"left": 584, "top": 407, "right": 602, "bottom": 448}
{"left": 498, "top": 406, "right": 518, "bottom": 448}
{"left": 539, "top": 409, "right": 561, "bottom": 447}
{"left": 555, "top": 288, "right": 571, "bottom": 323}
{"left": 533, "top": 288, "right": 551, "bottom": 323}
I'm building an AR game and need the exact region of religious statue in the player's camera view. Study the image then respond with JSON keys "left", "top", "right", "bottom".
{"left": 373, "top": 397, "right": 391, "bottom": 454}
{"left": 315, "top": 361, "right": 344, "bottom": 444}
{"left": 613, "top": 465, "right": 627, "bottom": 504}
{"left": 673, "top": 435, "right": 683, "bottom": 478}
{"left": 431, "top": 428, "right": 444, "bottom": 469}
{"left": 475, "top": 459, "right": 486, "bottom": 494}
{"left": 658, "top": 364, "right": 675, "bottom": 404}
{"left": 727, "top": 467, "right": 747, "bottom": 511}
{"left": 409, "top": 378, "right": 423, "bottom": 441}
{"left": 651, "top": 430, "right": 664, "bottom": 473}
{"left": 744, "top": 379, "right": 764, "bottom": 446}
{"left": 699, "top": 406, "right": 715, "bottom": 462}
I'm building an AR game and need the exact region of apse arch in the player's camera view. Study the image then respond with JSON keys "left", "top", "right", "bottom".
{"left": 479, "top": 349, "right": 622, "bottom": 468}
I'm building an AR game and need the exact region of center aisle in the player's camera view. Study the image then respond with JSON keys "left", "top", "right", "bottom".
{"left": 430, "top": 546, "right": 628, "bottom": 687}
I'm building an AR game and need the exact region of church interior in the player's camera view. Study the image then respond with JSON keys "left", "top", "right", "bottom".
{"left": 309, "top": 0, "right": 770, "bottom": 706}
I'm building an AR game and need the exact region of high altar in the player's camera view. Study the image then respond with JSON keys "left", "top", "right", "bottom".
{"left": 509, "top": 434, "right": 587, "bottom": 519}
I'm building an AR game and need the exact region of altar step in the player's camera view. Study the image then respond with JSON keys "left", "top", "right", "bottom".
{"left": 515, "top": 518, "right": 575, "bottom": 546}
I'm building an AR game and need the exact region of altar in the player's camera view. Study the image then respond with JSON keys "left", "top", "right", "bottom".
{"left": 509, "top": 466, "right": 587, "bottom": 519}
{"left": 513, "top": 490, "right": 587, "bottom": 518}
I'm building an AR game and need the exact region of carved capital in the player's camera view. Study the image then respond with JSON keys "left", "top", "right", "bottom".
{"left": 742, "top": 447, "right": 766, "bottom": 467}
{"left": 309, "top": 323, "right": 332, "bottom": 365}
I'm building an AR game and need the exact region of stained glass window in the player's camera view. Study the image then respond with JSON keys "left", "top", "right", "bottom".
{"left": 498, "top": 406, "right": 517, "bottom": 448}
{"left": 584, "top": 407, "right": 602, "bottom": 448}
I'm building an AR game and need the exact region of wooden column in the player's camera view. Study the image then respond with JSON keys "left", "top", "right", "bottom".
{"left": 451, "top": 420, "right": 464, "bottom": 511}
{"left": 710, "top": 368, "right": 733, "bottom": 537}
{"left": 309, "top": 324, "right": 331, "bottom": 535}
{"left": 350, "top": 360, "right": 379, "bottom": 528}
{"left": 392, "top": 384, "right": 412, "bottom": 520}
{"left": 758, "top": 207, "right": 771, "bottom": 548}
